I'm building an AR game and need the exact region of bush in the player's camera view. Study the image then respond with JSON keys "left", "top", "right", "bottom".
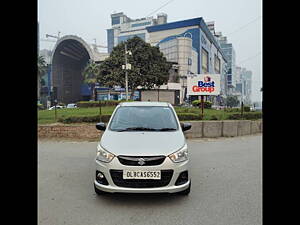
{"left": 38, "top": 104, "right": 44, "bottom": 110}
{"left": 244, "top": 106, "right": 250, "bottom": 112}
{"left": 177, "top": 113, "right": 201, "bottom": 121}
{"left": 191, "top": 100, "right": 212, "bottom": 108}
{"left": 228, "top": 112, "right": 262, "bottom": 120}
{"left": 224, "top": 107, "right": 240, "bottom": 112}
{"left": 243, "top": 112, "right": 262, "bottom": 120}
{"left": 58, "top": 114, "right": 111, "bottom": 123}
{"left": 76, "top": 100, "right": 134, "bottom": 108}
{"left": 210, "top": 115, "right": 219, "bottom": 120}
{"left": 77, "top": 100, "right": 118, "bottom": 108}
{"left": 226, "top": 96, "right": 239, "bottom": 107}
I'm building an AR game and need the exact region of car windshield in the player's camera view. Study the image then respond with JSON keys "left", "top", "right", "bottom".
{"left": 109, "top": 106, "right": 179, "bottom": 131}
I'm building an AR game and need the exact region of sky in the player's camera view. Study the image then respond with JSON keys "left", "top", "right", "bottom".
{"left": 38, "top": 0, "right": 262, "bottom": 102}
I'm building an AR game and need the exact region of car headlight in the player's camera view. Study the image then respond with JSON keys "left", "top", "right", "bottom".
{"left": 168, "top": 144, "right": 188, "bottom": 163}
{"left": 96, "top": 144, "right": 115, "bottom": 163}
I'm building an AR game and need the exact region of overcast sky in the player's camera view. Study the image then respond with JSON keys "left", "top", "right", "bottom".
{"left": 38, "top": 0, "right": 262, "bottom": 102}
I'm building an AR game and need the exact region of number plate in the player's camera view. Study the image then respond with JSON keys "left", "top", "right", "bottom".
{"left": 123, "top": 170, "right": 161, "bottom": 179}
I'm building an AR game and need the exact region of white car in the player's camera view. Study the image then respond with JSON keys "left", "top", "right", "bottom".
{"left": 94, "top": 101, "right": 192, "bottom": 195}
{"left": 48, "top": 105, "right": 64, "bottom": 110}
{"left": 66, "top": 103, "right": 77, "bottom": 108}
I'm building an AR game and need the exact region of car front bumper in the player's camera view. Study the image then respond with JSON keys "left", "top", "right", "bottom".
{"left": 94, "top": 156, "right": 190, "bottom": 193}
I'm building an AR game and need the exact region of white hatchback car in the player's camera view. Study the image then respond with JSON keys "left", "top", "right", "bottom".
{"left": 94, "top": 101, "right": 192, "bottom": 195}
{"left": 66, "top": 103, "right": 77, "bottom": 108}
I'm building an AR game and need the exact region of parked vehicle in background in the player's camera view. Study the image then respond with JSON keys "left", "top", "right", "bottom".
{"left": 94, "top": 101, "right": 192, "bottom": 195}
{"left": 253, "top": 106, "right": 262, "bottom": 112}
{"left": 67, "top": 103, "right": 78, "bottom": 108}
{"left": 48, "top": 105, "right": 65, "bottom": 110}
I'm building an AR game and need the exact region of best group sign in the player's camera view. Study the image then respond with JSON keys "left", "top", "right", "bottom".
{"left": 187, "top": 74, "right": 220, "bottom": 96}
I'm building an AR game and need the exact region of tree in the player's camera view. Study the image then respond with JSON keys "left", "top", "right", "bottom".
{"left": 38, "top": 55, "right": 47, "bottom": 101}
{"left": 96, "top": 36, "right": 172, "bottom": 100}
{"left": 82, "top": 60, "right": 99, "bottom": 100}
{"left": 226, "top": 96, "right": 239, "bottom": 108}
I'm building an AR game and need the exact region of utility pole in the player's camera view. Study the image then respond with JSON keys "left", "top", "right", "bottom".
{"left": 241, "top": 79, "right": 244, "bottom": 117}
{"left": 122, "top": 43, "right": 132, "bottom": 101}
{"left": 125, "top": 43, "right": 129, "bottom": 101}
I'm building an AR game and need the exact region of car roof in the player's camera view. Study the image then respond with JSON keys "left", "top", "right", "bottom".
{"left": 119, "top": 101, "right": 171, "bottom": 107}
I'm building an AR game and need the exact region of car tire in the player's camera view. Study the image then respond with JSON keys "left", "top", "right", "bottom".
{"left": 94, "top": 184, "right": 106, "bottom": 195}
{"left": 178, "top": 180, "right": 191, "bottom": 195}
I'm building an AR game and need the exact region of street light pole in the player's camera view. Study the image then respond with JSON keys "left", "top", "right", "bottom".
{"left": 241, "top": 79, "right": 244, "bottom": 117}
{"left": 125, "top": 43, "right": 129, "bottom": 101}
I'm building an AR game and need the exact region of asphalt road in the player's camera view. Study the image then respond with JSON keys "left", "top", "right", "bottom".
{"left": 38, "top": 134, "right": 262, "bottom": 225}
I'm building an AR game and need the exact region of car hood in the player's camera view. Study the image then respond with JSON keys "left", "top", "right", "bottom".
{"left": 100, "top": 130, "right": 185, "bottom": 156}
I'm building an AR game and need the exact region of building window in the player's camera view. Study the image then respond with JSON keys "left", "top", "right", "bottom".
{"left": 131, "top": 21, "right": 152, "bottom": 27}
{"left": 227, "top": 75, "right": 232, "bottom": 84}
{"left": 112, "top": 17, "right": 120, "bottom": 25}
{"left": 214, "top": 54, "right": 220, "bottom": 74}
{"left": 202, "top": 48, "right": 209, "bottom": 73}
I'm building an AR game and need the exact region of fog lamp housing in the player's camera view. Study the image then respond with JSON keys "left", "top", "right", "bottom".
{"left": 175, "top": 171, "right": 189, "bottom": 186}
{"left": 96, "top": 171, "right": 108, "bottom": 185}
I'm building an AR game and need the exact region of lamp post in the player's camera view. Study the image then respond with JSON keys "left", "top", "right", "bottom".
{"left": 123, "top": 43, "right": 132, "bottom": 101}
{"left": 54, "top": 99, "right": 58, "bottom": 121}
{"left": 241, "top": 79, "right": 244, "bottom": 117}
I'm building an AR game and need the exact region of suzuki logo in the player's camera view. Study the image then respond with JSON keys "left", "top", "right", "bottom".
{"left": 138, "top": 158, "right": 145, "bottom": 166}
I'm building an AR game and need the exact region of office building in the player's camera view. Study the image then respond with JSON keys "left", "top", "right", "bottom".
{"left": 107, "top": 12, "right": 168, "bottom": 53}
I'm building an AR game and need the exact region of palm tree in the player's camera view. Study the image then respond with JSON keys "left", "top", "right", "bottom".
{"left": 82, "top": 61, "right": 100, "bottom": 100}
{"left": 82, "top": 61, "right": 102, "bottom": 121}
{"left": 38, "top": 55, "right": 47, "bottom": 101}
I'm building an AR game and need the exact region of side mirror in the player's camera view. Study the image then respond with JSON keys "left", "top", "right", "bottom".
{"left": 96, "top": 122, "right": 106, "bottom": 131}
{"left": 181, "top": 122, "right": 192, "bottom": 132}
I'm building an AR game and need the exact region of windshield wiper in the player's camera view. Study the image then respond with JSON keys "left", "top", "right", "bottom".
{"left": 117, "top": 127, "right": 158, "bottom": 132}
{"left": 157, "top": 128, "right": 177, "bottom": 131}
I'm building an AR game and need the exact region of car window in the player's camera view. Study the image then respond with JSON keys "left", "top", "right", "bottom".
{"left": 109, "top": 106, "right": 178, "bottom": 131}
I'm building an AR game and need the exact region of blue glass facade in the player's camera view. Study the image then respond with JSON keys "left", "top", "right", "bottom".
{"left": 118, "top": 33, "right": 146, "bottom": 44}
{"left": 107, "top": 29, "right": 115, "bottom": 53}
{"left": 81, "top": 83, "right": 92, "bottom": 96}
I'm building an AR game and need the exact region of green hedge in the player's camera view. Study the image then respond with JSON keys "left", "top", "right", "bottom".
{"left": 58, "top": 113, "right": 201, "bottom": 123}
{"left": 228, "top": 112, "right": 262, "bottom": 120}
{"left": 76, "top": 100, "right": 134, "bottom": 108}
{"left": 58, "top": 114, "right": 111, "bottom": 123}
{"left": 77, "top": 101, "right": 120, "bottom": 108}
{"left": 56, "top": 112, "right": 262, "bottom": 124}
{"left": 191, "top": 100, "right": 212, "bottom": 108}
{"left": 38, "top": 104, "right": 44, "bottom": 110}
{"left": 244, "top": 106, "right": 250, "bottom": 112}
{"left": 224, "top": 107, "right": 240, "bottom": 112}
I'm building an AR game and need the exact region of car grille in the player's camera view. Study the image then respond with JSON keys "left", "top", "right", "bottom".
{"left": 117, "top": 155, "right": 166, "bottom": 166}
{"left": 110, "top": 169, "right": 174, "bottom": 188}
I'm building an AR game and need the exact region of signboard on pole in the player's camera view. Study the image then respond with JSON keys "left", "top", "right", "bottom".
{"left": 187, "top": 74, "right": 220, "bottom": 96}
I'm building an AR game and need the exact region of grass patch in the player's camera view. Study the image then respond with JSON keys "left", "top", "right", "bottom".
{"left": 38, "top": 107, "right": 116, "bottom": 124}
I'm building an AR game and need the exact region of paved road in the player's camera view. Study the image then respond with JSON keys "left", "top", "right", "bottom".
{"left": 38, "top": 134, "right": 262, "bottom": 225}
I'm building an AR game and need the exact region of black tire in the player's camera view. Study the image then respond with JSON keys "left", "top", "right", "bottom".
{"left": 178, "top": 180, "right": 191, "bottom": 195}
{"left": 94, "top": 184, "right": 106, "bottom": 195}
